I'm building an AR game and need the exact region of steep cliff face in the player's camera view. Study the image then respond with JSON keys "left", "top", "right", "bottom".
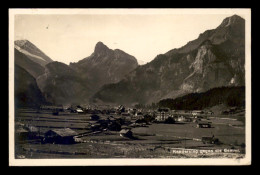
{"left": 92, "top": 15, "right": 245, "bottom": 105}
{"left": 181, "top": 40, "right": 241, "bottom": 92}
{"left": 70, "top": 42, "right": 138, "bottom": 94}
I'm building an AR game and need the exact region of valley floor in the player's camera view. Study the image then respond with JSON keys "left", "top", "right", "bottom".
{"left": 14, "top": 108, "right": 246, "bottom": 159}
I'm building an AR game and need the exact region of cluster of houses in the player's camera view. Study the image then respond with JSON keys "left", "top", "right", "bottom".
{"left": 38, "top": 105, "right": 215, "bottom": 129}
{"left": 18, "top": 105, "right": 216, "bottom": 144}
{"left": 40, "top": 104, "right": 138, "bottom": 115}
{"left": 153, "top": 108, "right": 214, "bottom": 128}
{"left": 155, "top": 108, "right": 212, "bottom": 120}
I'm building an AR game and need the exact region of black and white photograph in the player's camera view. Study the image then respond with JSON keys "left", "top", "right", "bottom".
{"left": 8, "top": 8, "right": 251, "bottom": 166}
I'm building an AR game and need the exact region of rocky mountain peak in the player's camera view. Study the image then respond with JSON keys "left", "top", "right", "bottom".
{"left": 94, "top": 41, "right": 111, "bottom": 54}
{"left": 14, "top": 39, "right": 53, "bottom": 65}
{"left": 67, "top": 41, "right": 139, "bottom": 102}
{"left": 15, "top": 39, "right": 30, "bottom": 47}
{"left": 15, "top": 39, "right": 42, "bottom": 51}
{"left": 219, "top": 14, "right": 244, "bottom": 28}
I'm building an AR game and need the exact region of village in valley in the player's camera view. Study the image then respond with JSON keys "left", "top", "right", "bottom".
{"left": 15, "top": 104, "right": 245, "bottom": 158}
{"left": 12, "top": 11, "right": 248, "bottom": 161}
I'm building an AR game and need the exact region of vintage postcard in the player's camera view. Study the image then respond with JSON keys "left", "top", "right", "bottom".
{"left": 9, "top": 8, "right": 251, "bottom": 166}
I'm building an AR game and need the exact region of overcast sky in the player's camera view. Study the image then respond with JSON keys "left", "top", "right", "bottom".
{"left": 14, "top": 12, "right": 241, "bottom": 65}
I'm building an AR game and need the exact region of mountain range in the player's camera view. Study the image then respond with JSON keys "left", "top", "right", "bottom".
{"left": 14, "top": 14, "right": 245, "bottom": 107}
{"left": 92, "top": 15, "right": 245, "bottom": 105}
{"left": 14, "top": 40, "right": 139, "bottom": 105}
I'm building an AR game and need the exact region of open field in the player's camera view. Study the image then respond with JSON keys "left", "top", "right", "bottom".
{"left": 14, "top": 108, "right": 245, "bottom": 159}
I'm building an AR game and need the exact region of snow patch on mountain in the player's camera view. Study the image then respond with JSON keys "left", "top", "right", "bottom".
{"left": 15, "top": 45, "right": 47, "bottom": 62}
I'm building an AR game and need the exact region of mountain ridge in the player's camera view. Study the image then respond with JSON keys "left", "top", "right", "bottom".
{"left": 35, "top": 42, "right": 139, "bottom": 105}
{"left": 92, "top": 15, "right": 245, "bottom": 106}
{"left": 15, "top": 39, "right": 53, "bottom": 66}
{"left": 14, "top": 48, "right": 45, "bottom": 78}
{"left": 69, "top": 41, "right": 138, "bottom": 95}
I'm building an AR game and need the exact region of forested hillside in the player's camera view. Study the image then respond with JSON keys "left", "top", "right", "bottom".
{"left": 158, "top": 86, "right": 245, "bottom": 110}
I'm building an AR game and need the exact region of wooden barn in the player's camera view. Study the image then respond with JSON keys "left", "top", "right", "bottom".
{"left": 43, "top": 128, "right": 78, "bottom": 144}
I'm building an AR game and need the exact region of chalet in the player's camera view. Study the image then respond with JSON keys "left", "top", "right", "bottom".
{"left": 156, "top": 112, "right": 168, "bottom": 121}
{"left": 156, "top": 108, "right": 171, "bottom": 121}
{"left": 119, "top": 129, "right": 133, "bottom": 138}
{"left": 128, "top": 108, "right": 137, "bottom": 115}
{"left": 43, "top": 128, "right": 78, "bottom": 144}
{"left": 197, "top": 122, "right": 211, "bottom": 128}
{"left": 192, "top": 110, "right": 204, "bottom": 116}
{"left": 117, "top": 105, "right": 125, "bottom": 113}
{"left": 76, "top": 108, "right": 84, "bottom": 114}
{"left": 68, "top": 105, "right": 84, "bottom": 113}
